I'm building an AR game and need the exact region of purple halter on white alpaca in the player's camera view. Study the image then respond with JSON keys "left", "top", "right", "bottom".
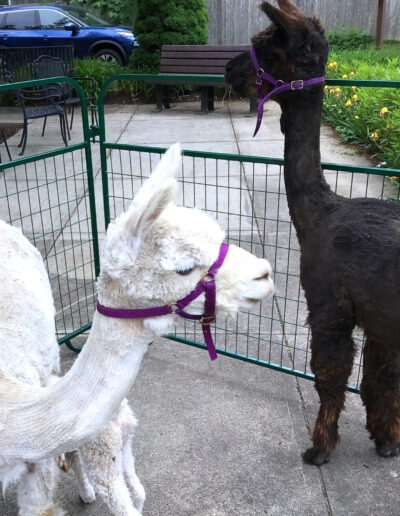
{"left": 250, "top": 46, "right": 325, "bottom": 136}
{"left": 97, "top": 242, "right": 230, "bottom": 361}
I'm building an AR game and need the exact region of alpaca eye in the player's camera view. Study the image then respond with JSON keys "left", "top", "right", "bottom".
{"left": 176, "top": 265, "right": 196, "bottom": 276}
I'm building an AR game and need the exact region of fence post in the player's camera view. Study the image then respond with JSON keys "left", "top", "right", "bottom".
{"left": 376, "top": 0, "right": 386, "bottom": 49}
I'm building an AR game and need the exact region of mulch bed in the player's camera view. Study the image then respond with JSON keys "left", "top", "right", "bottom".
{"left": 0, "top": 123, "right": 23, "bottom": 143}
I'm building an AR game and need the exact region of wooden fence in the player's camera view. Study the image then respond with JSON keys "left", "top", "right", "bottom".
{"left": 206, "top": 0, "right": 400, "bottom": 45}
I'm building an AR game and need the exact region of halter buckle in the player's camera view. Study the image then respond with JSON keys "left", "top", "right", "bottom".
{"left": 168, "top": 302, "right": 179, "bottom": 313}
{"left": 200, "top": 271, "right": 215, "bottom": 282}
{"left": 291, "top": 79, "right": 304, "bottom": 90}
{"left": 200, "top": 315, "right": 215, "bottom": 325}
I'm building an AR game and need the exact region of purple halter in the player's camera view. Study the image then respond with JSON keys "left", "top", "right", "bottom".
{"left": 250, "top": 46, "right": 325, "bottom": 136}
{"left": 96, "top": 243, "right": 230, "bottom": 361}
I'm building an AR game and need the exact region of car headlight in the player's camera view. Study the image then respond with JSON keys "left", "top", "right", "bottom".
{"left": 117, "top": 32, "right": 134, "bottom": 39}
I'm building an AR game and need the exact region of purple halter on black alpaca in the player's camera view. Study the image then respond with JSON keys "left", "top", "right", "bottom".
{"left": 250, "top": 46, "right": 325, "bottom": 136}
{"left": 97, "top": 243, "right": 230, "bottom": 361}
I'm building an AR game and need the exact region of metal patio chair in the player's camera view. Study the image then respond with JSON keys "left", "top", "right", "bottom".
{"left": 33, "top": 55, "right": 98, "bottom": 135}
{"left": 4, "top": 70, "right": 68, "bottom": 156}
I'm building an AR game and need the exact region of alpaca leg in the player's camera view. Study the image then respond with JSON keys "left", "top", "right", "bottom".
{"left": 360, "top": 337, "right": 400, "bottom": 457}
{"left": 303, "top": 320, "right": 356, "bottom": 466}
{"left": 17, "top": 458, "right": 65, "bottom": 516}
{"left": 65, "top": 450, "right": 96, "bottom": 504}
{"left": 79, "top": 417, "right": 140, "bottom": 516}
{"left": 96, "top": 476, "right": 142, "bottom": 516}
{"left": 123, "top": 436, "right": 145, "bottom": 513}
{"left": 118, "top": 400, "right": 145, "bottom": 512}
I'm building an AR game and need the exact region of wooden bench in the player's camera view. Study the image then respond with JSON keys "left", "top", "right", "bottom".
{"left": 146, "top": 44, "right": 256, "bottom": 112}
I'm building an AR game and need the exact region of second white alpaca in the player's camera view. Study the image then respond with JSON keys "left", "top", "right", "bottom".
{"left": 66, "top": 399, "right": 145, "bottom": 515}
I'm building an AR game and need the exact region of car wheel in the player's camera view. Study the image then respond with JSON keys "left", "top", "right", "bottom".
{"left": 94, "top": 48, "right": 124, "bottom": 66}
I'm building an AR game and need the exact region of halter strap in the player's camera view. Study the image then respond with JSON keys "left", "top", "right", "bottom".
{"left": 249, "top": 47, "right": 325, "bottom": 136}
{"left": 96, "top": 243, "right": 230, "bottom": 361}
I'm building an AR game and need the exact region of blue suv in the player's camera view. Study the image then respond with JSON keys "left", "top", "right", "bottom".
{"left": 0, "top": 4, "right": 138, "bottom": 65}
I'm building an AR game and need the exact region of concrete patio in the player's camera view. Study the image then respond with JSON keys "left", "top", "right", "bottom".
{"left": 0, "top": 97, "right": 398, "bottom": 515}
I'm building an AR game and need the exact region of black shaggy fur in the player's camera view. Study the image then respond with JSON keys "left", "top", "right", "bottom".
{"left": 226, "top": 0, "right": 400, "bottom": 465}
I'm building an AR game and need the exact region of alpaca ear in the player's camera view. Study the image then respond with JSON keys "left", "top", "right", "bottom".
{"left": 104, "top": 143, "right": 180, "bottom": 265}
{"left": 259, "top": 1, "right": 305, "bottom": 32}
{"left": 122, "top": 143, "right": 181, "bottom": 242}
{"left": 277, "top": 0, "right": 304, "bottom": 17}
{"left": 101, "top": 144, "right": 181, "bottom": 278}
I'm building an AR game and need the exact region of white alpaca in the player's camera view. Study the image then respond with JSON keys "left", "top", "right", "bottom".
{"left": 0, "top": 143, "right": 274, "bottom": 515}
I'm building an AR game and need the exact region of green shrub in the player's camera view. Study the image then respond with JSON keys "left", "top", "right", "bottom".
{"left": 74, "top": 59, "right": 134, "bottom": 99}
{"left": 323, "top": 43, "right": 400, "bottom": 171}
{"left": 69, "top": 0, "right": 137, "bottom": 26}
{"left": 327, "top": 28, "right": 374, "bottom": 50}
{"left": 130, "top": 0, "right": 209, "bottom": 73}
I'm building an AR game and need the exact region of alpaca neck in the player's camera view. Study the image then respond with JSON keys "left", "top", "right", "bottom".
{"left": 0, "top": 309, "right": 150, "bottom": 464}
{"left": 280, "top": 89, "right": 334, "bottom": 240}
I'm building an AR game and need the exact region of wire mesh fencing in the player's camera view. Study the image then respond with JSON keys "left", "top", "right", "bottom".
{"left": 0, "top": 78, "right": 99, "bottom": 351}
{"left": 1, "top": 73, "right": 400, "bottom": 387}
{"left": 102, "top": 145, "right": 400, "bottom": 392}
{"left": 0, "top": 149, "right": 98, "bottom": 347}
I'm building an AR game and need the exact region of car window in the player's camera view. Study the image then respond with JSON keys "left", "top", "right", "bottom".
{"left": 0, "top": 13, "right": 5, "bottom": 29}
{"left": 4, "top": 10, "right": 37, "bottom": 30}
{"left": 64, "top": 6, "right": 110, "bottom": 27}
{"left": 39, "top": 9, "right": 70, "bottom": 30}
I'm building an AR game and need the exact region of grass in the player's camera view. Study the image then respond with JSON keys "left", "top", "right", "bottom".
{"left": 323, "top": 40, "right": 400, "bottom": 181}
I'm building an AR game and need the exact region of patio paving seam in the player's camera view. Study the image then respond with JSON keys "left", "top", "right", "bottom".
{"left": 295, "top": 376, "right": 334, "bottom": 516}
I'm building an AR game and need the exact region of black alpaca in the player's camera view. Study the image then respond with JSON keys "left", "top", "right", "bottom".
{"left": 226, "top": 0, "right": 400, "bottom": 465}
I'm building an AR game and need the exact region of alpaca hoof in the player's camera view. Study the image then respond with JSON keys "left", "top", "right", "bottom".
{"left": 79, "top": 494, "right": 95, "bottom": 504}
{"left": 376, "top": 442, "right": 400, "bottom": 458}
{"left": 79, "top": 488, "right": 96, "bottom": 504}
{"left": 303, "top": 447, "right": 331, "bottom": 466}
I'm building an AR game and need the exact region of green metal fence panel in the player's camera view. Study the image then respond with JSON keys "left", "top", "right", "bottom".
{"left": 98, "top": 74, "right": 400, "bottom": 393}
{"left": 0, "top": 77, "right": 100, "bottom": 352}
{"left": 1, "top": 74, "right": 398, "bottom": 388}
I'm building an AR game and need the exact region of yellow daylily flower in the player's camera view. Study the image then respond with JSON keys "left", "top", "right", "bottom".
{"left": 354, "top": 115, "right": 360, "bottom": 119}
{"left": 370, "top": 131, "right": 379, "bottom": 141}
{"left": 342, "top": 74, "right": 348, "bottom": 79}
{"left": 380, "top": 107, "right": 389, "bottom": 116}
{"left": 345, "top": 100, "right": 352, "bottom": 107}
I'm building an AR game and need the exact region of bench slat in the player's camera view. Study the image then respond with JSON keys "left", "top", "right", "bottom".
{"left": 161, "top": 59, "right": 237, "bottom": 66}
{"left": 145, "top": 79, "right": 225, "bottom": 86}
{"left": 161, "top": 52, "right": 243, "bottom": 60}
{"left": 161, "top": 44, "right": 250, "bottom": 51}
{"left": 160, "top": 65, "right": 227, "bottom": 74}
